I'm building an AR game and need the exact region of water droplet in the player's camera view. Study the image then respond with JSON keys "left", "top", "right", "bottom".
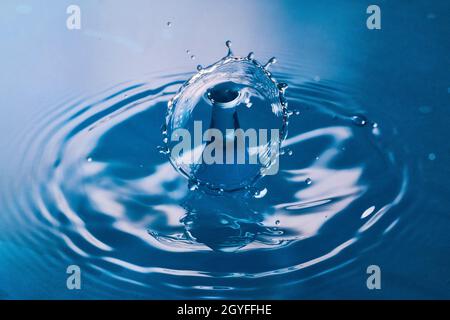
{"left": 186, "top": 49, "right": 190, "bottom": 54}
{"left": 247, "top": 52, "right": 255, "bottom": 59}
{"left": 162, "top": 137, "right": 168, "bottom": 144}
{"left": 287, "top": 150, "right": 293, "bottom": 156}
{"left": 264, "top": 57, "right": 277, "bottom": 69}
{"left": 190, "top": 55, "right": 196, "bottom": 60}
{"left": 87, "top": 157, "right": 92, "bottom": 162}
{"left": 225, "top": 40, "right": 233, "bottom": 56}
{"left": 305, "top": 178, "right": 312, "bottom": 185}
{"left": 313, "top": 75, "right": 320, "bottom": 82}
{"left": 166, "top": 21, "right": 172, "bottom": 27}
{"left": 275, "top": 220, "right": 280, "bottom": 225}
{"left": 428, "top": 153, "right": 436, "bottom": 161}
{"left": 294, "top": 109, "right": 300, "bottom": 115}
{"left": 351, "top": 115, "right": 367, "bottom": 127}
{"left": 372, "top": 122, "right": 378, "bottom": 128}
{"left": 196, "top": 65, "right": 203, "bottom": 71}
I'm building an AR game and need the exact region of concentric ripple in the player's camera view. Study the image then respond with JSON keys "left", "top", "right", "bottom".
{"left": 0, "top": 61, "right": 417, "bottom": 298}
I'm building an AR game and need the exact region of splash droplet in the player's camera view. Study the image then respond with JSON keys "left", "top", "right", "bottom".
{"left": 305, "top": 178, "right": 312, "bottom": 185}
{"left": 428, "top": 153, "right": 436, "bottom": 161}
{"left": 264, "top": 57, "right": 277, "bottom": 69}
{"left": 351, "top": 115, "right": 367, "bottom": 127}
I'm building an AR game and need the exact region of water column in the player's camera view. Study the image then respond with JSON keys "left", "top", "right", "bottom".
{"left": 193, "top": 81, "right": 259, "bottom": 190}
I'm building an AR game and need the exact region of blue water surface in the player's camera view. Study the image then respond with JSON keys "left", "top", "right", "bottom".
{"left": 0, "top": 0, "right": 449, "bottom": 299}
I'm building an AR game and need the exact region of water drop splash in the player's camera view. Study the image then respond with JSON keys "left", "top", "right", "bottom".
{"left": 1, "top": 39, "right": 415, "bottom": 298}
{"left": 163, "top": 41, "right": 289, "bottom": 192}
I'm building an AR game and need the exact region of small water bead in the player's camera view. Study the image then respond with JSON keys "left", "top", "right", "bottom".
{"left": 264, "top": 57, "right": 277, "bottom": 69}
{"left": 351, "top": 115, "right": 367, "bottom": 127}
{"left": 196, "top": 65, "right": 203, "bottom": 71}
{"left": 305, "top": 178, "right": 312, "bottom": 185}
{"left": 428, "top": 153, "right": 436, "bottom": 161}
{"left": 166, "top": 21, "right": 172, "bottom": 27}
{"left": 87, "top": 157, "right": 93, "bottom": 162}
{"left": 287, "top": 150, "right": 293, "bottom": 156}
{"left": 314, "top": 75, "right": 321, "bottom": 82}
{"left": 186, "top": 49, "right": 191, "bottom": 54}
{"left": 247, "top": 52, "right": 255, "bottom": 60}
{"left": 225, "top": 40, "right": 233, "bottom": 56}
{"left": 162, "top": 137, "right": 169, "bottom": 144}
{"left": 275, "top": 220, "right": 280, "bottom": 225}
{"left": 190, "top": 55, "right": 196, "bottom": 60}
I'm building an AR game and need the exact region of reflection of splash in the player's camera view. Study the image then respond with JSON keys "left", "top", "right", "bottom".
{"left": 149, "top": 188, "right": 282, "bottom": 252}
